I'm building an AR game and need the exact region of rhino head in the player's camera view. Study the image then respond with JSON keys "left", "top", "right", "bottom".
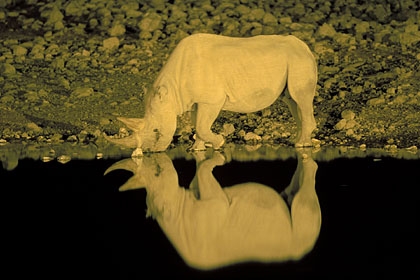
{"left": 104, "top": 85, "right": 178, "bottom": 156}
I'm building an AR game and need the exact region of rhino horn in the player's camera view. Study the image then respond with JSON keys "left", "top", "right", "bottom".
{"left": 104, "top": 158, "right": 139, "bottom": 175}
{"left": 117, "top": 117, "right": 145, "bottom": 131}
{"left": 103, "top": 133, "right": 138, "bottom": 148}
{"left": 119, "top": 175, "right": 147, "bottom": 192}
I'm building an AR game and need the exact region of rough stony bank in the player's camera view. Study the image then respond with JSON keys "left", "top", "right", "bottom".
{"left": 0, "top": 0, "right": 420, "bottom": 152}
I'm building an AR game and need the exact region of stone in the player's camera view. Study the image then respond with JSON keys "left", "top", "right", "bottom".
{"left": 341, "top": 109, "right": 355, "bottom": 120}
{"left": 236, "top": 5, "right": 250, "bottom": 16}
{"left": 244, "top": 132, "right": 262, "bottom": 141}
{"left": 372, "top": 4, "right": 390, "bottom": 23}
{"left": 1, "top": 63, "right": 16, "bottom": 76}
{"left": 103, "top": 37, "right": 119, "bottom": 50}
{"left": 108, "top": 24, "right": 126, "bottom": 36}
{"left": 344, "top": 119, "right": 358, "bottom": 129}
{"left": 263, "top": 12, "right": 278, "bottom": 26}
{"left": 223, "top": 123, "right": 235, "bottom": 136}
{"left": 355, "top": 21, "right": 370, "bottom": 35}
{"left": 317, "top": 23, "right": 336, "bottom": 38}
{"left": 12, "top": 45, "right": 28, "bottom": 56}
{"left": 26, "top": 122, "right": 43, "bottom": 133}
{"left": 71, "top": 87, "right": 94, "bottom": 98}
{"left": 287, "top": 3, "right": 306, "bottom": 17}
{"left": 46, "top": 5, "right": 64, "bottom": 26}
{"left": 248, "top": 8, "right": 265, "bottom": 21}
{"left": 150, "top": 0, "right": 166, "bottom": 11}
{"left": 138, "top": 12, "right": 162, "bottom": 32}
{"left": 64, "top": 1, "right": 84, "bottom": 17}
{"left": 335, "top": 119, "right": 347, "bottom": 130}
{"left": 367, "top": 97, "right": 385, "bottom": 106}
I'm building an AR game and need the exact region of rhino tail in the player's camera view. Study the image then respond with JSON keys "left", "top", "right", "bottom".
{"left": 117, "top": 117, "right": 145, "bottom": 131}
{"left": 103, "top": 133, "right": 138, "bottom": 148}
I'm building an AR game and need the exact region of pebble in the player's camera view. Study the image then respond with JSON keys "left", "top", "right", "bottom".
{"left": 341, "top": 109, "right": 356, "bottom": 120}
{"left": 57, "top": 155, "right": 71, "bottom": 164}
{"left": 26, "top": 122, "right": 43, "bottom": 132}
{"left": 12, "top": 45, "right": 28, "bottom": 56}
{"left": 366, "top": 97, "right": 385, "bottom": 106}
{"left": 317, "top": 23, "right": 336, "bottom": 38}
{"left": 244, "top": 132, "right": 262, "bottom": 141}
{"left": 1, "top": 63, "right": 16, "bottom": 76}
{"left": 139, "top": 12, "right": 162, "bottom": 32}
{"left": 406, "top": 145, "right": 418, "bottom": 151}
{"left": 335, "top": 119, "right": 347, "bottom": 130}
{"left": 103, "top": 37, "right": 120, "bottom": 50}
{"left": 248, "top": 8, "right": 265, "bottom": 21}
{"left": 108, "top": 24, "right": 126, "bottom": 36}
{"left": 71, "top": 87, "right": 94, "bottom": 98}
{"left": 263, "top": 12, "right": 278, "bottom": 26}
{"left": 223, "top": 123, "right": 235, "bottom": 136}
{"left": 45, "top": 5, "right": 64, "bottom": 26}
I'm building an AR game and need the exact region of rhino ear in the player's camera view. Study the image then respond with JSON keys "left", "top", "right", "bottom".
{"left": 117, "top": 117, "right": 145, "bottom": 131}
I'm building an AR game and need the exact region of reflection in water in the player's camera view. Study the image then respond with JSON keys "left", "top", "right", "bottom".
{"left": 105, "top": 149, "right": 320, "bottom": 270}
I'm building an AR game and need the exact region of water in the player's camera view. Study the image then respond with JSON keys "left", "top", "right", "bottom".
{"left": 1, "top": 144, "right": 417, "bottom": 279}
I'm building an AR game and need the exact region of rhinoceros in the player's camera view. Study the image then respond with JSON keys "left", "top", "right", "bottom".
{"left": 105, "top": 33, "right": 317, "bottom": 156}
{"left": 104, "top": 150, "right": 321, "bottom": 270}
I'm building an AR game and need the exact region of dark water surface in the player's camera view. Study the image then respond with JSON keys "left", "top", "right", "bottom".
{"left": 1, "top": 145, "right": 417, "bottom": 279}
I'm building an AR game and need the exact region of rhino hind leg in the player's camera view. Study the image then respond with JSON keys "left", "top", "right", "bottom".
{"left": 192, "top": 102, "right": 225, "bottom": 150}
{"left": 285, "top": 61, "right": 317, "bottom": 147}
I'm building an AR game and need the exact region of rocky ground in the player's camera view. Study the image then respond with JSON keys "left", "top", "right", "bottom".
{"left": 1, "top": 0, "right": 420, "bottom": 156}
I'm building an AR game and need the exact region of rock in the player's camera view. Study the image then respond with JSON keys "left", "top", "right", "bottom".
{"left": 248, "top": 9, "right": 265, "bottom": 21}
{"left": 367, "top": 97, "right": 385, "bottom": 106}
{"left": 355, "top": 21, "right": 370, "bottom": 35}
{"left": 344, "top": 119, "right": 358, "bottom": 129}
{"left": 1, "top": 63, "right": 16, "bottom": 76}
{"left": 12, "top": 45, "right": 28, "bottom": 56}
{"left": 138, "top": 12, "right": 162, "bottom": 32}
{"left": 317, "top": 23, "right": 336, "bottom": 38}
{"left": 352, "top": 85, "right": 363, "bottom": 94}
{"left": 64, "top": 1, "right": 84, "bottom": 17}
{"left": 51, "top": 57, "right": 65, "bottom": 69}
{"left": 71, "top": 87, "right": 94, "bottom": 98}
{"left": 149, "top": 0, "right": 166, "bottom": 11}
{"left": 392, "top": 95, "right": 408, "bottom": 104}
{"left": 244, "top": 132, "right": 262, "bottom": 141}
{"left": 341, "top": 110, "right": 356, "bottom": 120}
{"left": 26, "top": 122, "right": 43, "bottom": 133}
{"left": 372, "top": 4, "right": 390, "bottom": 23}
{"left": 103, "top": 37, "right": 119, "bottom": 50}
{"left": 263, "top": 12, "right": 278, "bottom": 26}
{"left": 236, "top": 5, "right": 250, "bottom": 16}
{"left": 311, "top": 138, "right": 321, "bottom": 147}
{"left": 406, "top": 145, "right": 418, "bottom": 152}
{"left": 108, "top": 24, "right": 126, "bottom": 36}
{"left": 46, "top": 5, "right": 64, "bottom": 26}
{"left": 223, "top": 123, "right": 235, "bottom": 136}
{"left": 335, "top": 119, "right": 347, "bottom": 130}
{"left": 168, "top": 5, "right": 187, "bottom": 22}
{"left": 287, "top": 3, "right": 306, "bottom": 17}
{"left": 279, "top": 17, "right": 292, "bottom": 24}
{"left": 57, "top": 155, "right": 71, "bottom": 164}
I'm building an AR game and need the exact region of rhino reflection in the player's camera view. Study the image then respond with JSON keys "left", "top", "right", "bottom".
{"left": 105, "top": 150, "right": 320, "bottom": 270}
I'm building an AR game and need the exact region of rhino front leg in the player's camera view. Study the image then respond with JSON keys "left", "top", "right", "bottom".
{"left": 192, "top": 102, "right": 225, "bottom": 150}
